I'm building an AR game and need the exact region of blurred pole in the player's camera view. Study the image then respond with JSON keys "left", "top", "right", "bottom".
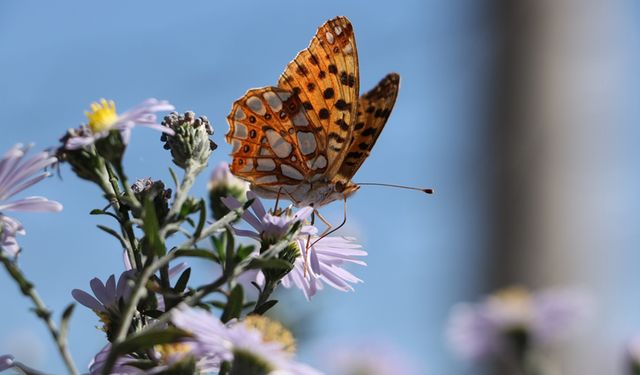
{"left": 489, "top": 0, "right": 636, "bottom": 374}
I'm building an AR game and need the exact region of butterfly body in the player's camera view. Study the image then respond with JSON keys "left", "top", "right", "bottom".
{"left": 226, "top": 16, "right": 399, "bottom": 208}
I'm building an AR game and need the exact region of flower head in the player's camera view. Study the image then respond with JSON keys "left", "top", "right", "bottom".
{"left": 160, "top": 111, "right": 216, "bottom": 172}
{"left": 171, "top": 306, "right": 322, "bottom": 375}
{"left": 64, "top": 98, "right": 175, "bottom": 150}
{"left": 0, "top": 144, "right": 62, "bottom": 258}
{"left": 208, "top": 162, "right": 249, "bottom": 220}
{"left": 446, "top": 286, "right": 592, "bottom": 362}
{"left": 0, "top": 354, "right": 14, "bottom": 371}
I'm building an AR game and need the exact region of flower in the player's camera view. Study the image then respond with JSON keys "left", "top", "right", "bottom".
{"left": 0, "top": 354, "right": 14, "bottom": 371}
{"left": 279, "top": 235, "right": 366, "bottom": 301}
{"left": 0, "top": 144, "right": 62, "bottom": 258}
{"left": 323, "top": 341, "right": 419, "bottom": 375}
{"left": 72, "top": 270, "right": 136, "bottom": 339}
{"left": 446, "top": 286, "right": 592, "bottom": 362}
{"left": 86, "top": 343, "right": 217, "bottom": 375}
{"left": 224, "top": 192, "right": 367, "bottom": 300}
{"left": 64, "top": 98, "right": 175, "bottom": 150}
{"left": 171, "top": 306, "right": 322, "bottom": 375}
{"left": 160, "top": 111, "right": 216, "bottom": 172}
{"left": 626, "top": 335, "right": 640, "bottom": 374}
{"left": 208, "top": 162, "right": 249, "bottom": 220}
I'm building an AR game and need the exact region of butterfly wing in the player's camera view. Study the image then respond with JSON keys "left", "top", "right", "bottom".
{"left": 337, "top": 73, "right": 400, "bottom": 180}
{"left": 277, "top": 16, "right": 360, "bottom": 179}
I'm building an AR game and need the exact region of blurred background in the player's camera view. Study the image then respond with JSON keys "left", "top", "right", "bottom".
{"left": 0, "top": 0, "right": 639, "bottom": 374}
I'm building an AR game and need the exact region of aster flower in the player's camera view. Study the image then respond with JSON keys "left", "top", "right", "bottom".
{"left": 279, "top": 235, "right": 366, "bottom": 300}
{"left": 626, "top": 335, "right": 640, "bottom": 374}
{"left": 446, "top": 286, "right": 592, "bottom": 362}
{"left": 224, "top": 192, "right": 367, "bottom": 300}
{"left": 85, "top": 342, "right": 217, "bottom": 375}
{"left": 0, "top": 144, "right": 62, "bottom": 258}
{"left": 171, "top": 306, "right": 323, "bottom": 375}
{"left": 208, "top": 161, "right": 249, "bottom": 220}
{"left": 64, "top": 98, "right": 175, "bottom": 150}
{"left": 0, "top": 354, "right": 14, "bottom": 371}
{"left": 324, "top": 341, "right": 419, "bottom": 375}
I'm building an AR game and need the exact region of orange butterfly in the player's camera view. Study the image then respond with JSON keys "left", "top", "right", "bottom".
{"left": 226, "top": 16, "right": 400, "bottom": 209}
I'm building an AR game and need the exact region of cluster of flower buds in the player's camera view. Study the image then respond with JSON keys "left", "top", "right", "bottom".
{"left": 161, "top": 111, "right": 216, "bottom": 172}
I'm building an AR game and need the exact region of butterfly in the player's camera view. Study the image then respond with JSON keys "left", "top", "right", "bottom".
{"left": 226, "top": 16, "right": 400, "bottom": 209}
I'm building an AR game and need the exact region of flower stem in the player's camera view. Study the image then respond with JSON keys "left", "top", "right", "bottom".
{"left": 0, "top": 255, "right": 79, "bottom": 375}
{"left": 253, "top": 279, "right": 278, "bottom": 315}
{"left": 165, "top": 162, "right": 199, "bottom": 223}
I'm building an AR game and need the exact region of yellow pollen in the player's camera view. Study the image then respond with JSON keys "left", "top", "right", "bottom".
{"left": 492, "top": 286, "right": 531, "bottom": 305}
{"left": 85, "top": 99, "right": 119, "bottom": 133}
{"left": 243, "top": 315, "right": 296, "bottom": 354}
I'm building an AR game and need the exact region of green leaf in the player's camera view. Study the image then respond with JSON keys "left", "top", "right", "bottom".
{"left": 209, "top": 300, "right": 227, "bottom": 310}
{"left": 254, "top": 299, "right": 278, "bottom": 315}
{"left": 223, "top": 227, "right": 235, "bottom": 272}
{"left": 236, "top": 244, "right": 256, "bottom": 260}
{"left": 193, "top": 199, "right": 207, "bottom": 239}
{"left": 168, "top": 167, "right": 179, "bottom": 188}
{"left": 141, "top": 198, "right": 165, "bottom": 256}
{"left": 174, "top": 268, "right": 191, "bottom": 292}
{"left": 221, "top": 284, "right": 244, "bottom": 323}
{"left": 96, "top": 225, "right": 127, "bottom": 248}
{"left": 60, "top": 303, "right": 75, "bottom": 339}
{"left": 174, "top": 249, "right": 219, "bottom": 262}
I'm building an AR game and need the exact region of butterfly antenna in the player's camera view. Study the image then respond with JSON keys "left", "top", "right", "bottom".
{"left": 356, "top": 182, "right": 434, "bottom": 195}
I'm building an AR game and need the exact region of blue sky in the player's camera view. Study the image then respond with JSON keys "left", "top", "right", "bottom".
{"left": 0, "top": 1, "right": 496, "bottom": 373}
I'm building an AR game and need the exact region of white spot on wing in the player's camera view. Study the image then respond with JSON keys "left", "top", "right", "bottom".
{"left": 256, "top": 175, "right": 278, "bottom": 184}
{"left": 281, "top": 164, "right": 304, "bottom": 180}
{"left": 306, "top": 154, "right": 327, "bottom": 170}
{"left": 325, "top": 32, "right": 335, "bottom": 44}
{"left": 256, "top": 158, "right": 276, "bottom": 171}
{"left": 292, "top": 111, "right": 309, "bottom": 127}
{"left": 240, "top": 159, "right": 254, "bottom": 172}
{"left": 246, "top": 96, "right": 266, "bottom": 115}
{"left": 334, "top": 26, "right": 343, "bottom": 35}
{"left": 343, "top": 43, "right": 353, "bottom": 55}
{"left": 296, "top": 132, "right": 317, "bottom": 155}
{"left": 232, "top": 140, "right": 241, "bottom": 152}
{"left": 233, "top": 122, "right": 248, "bottom": 139}
{"left": 265, "top": 129, "right": 292, "bottom": 158}
{"left": 277, "top": 92, "right": 291, "bottom": 102}
{"left": 262, "top": 91, "right": 282, "bottom": 112}
{"left": 234, "top": 108, "right": 246, "bottom": 120}
{"left": 259, "top": 147, "right": 272, "bottom": 156}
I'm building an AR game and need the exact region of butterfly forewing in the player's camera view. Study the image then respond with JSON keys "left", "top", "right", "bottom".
{"left": 277, "top": 16, "right": 359, "bottom": 178}
{"left": 338, "top": 73, "right": 400, "bottom": 180}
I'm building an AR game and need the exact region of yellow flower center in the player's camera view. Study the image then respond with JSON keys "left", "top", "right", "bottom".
{"left": 243, "top": 315, "right": 296, "bottom": 354}
{"left": 85, "top": 99, "right": 119, "bottom": 133}
{"left": 154, "top": 343, "right": 192, "bottom": 363}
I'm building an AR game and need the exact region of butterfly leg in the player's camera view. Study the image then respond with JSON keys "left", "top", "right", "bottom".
{"left": 310, "top": 197, "right": 348, "bottom": 247}
{"left": 273, "top": 187, "right": 283, "bottom": 213}
{"left": 302, "top": 211, "right": 316, "bottom": 278}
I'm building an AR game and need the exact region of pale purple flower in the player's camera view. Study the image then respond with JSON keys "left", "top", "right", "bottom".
{"left": 324, "top": 341, "right": 420, "bottom": 375}
{"left": 277, "top": 235, "right": 366, "bottom": 300}
{"left": 0, "top": 144, "right": 62, "bottom": 257}
{"left": 86, "top": 344, "right": 143, "bottom": 375}
{"left": 86, "top": 342, "right": 217, "bottom": 375}
{"left": 225, "top": 192, "right": 367, "bottom": 300}
{"left": 65, "top": 98, "right": 175, "bottom": 150}
{"left": 72, "top": 270, "right": 136, "bottom": 322}
{"left": 171, "top": 306, "right": 323, "bottom": 375}
{"left": 222, "top": 191, "right": 315, "bottom": 241}
{"left": 0, "top": 354, "right": 14, "bottom": 371}
{"left": 208, "top": 161, "right": 249, "bottom": 193}
{"left": 446, "top": 286, "right": 592, "bottom": 362}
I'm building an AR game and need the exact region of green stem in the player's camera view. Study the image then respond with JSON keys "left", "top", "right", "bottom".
{"left": 165, "top": 163, "right": 198, "bottom": 224}
{"left": 104, "top": 162, "right": 141, "bottom": 269}
{"left": 0, "top": 255, "right": 78, "bottom": 375}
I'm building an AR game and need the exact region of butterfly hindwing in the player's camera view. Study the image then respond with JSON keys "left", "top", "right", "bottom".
{"left": 338, "top": 73, "right": 400, "bottom": 180}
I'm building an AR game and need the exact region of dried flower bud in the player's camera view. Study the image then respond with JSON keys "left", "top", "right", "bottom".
{"left": 161, "top": 111, "right": 216, "bottom": 172}
{"left": 131, "top": 178, "right": 172, "bottom": 223}
{"left": 56, "top": 128, "right": 111, "bottom": 186}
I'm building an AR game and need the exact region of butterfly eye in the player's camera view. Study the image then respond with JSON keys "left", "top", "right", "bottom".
{"left": 335, "top": 181, "right": 345, "bottom": 193}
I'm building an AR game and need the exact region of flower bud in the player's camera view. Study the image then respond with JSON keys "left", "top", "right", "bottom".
{"left": 56, "top": 128, "right": 110, "bottom": 186}
{"left": 161, "top": 111, "right": 216, "bottom": 172}
{"left": 130, "top": 178, "right": 172, "bottom": 222}
{"left": 208, "top": 162, "right": 249, "bottom": 221}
